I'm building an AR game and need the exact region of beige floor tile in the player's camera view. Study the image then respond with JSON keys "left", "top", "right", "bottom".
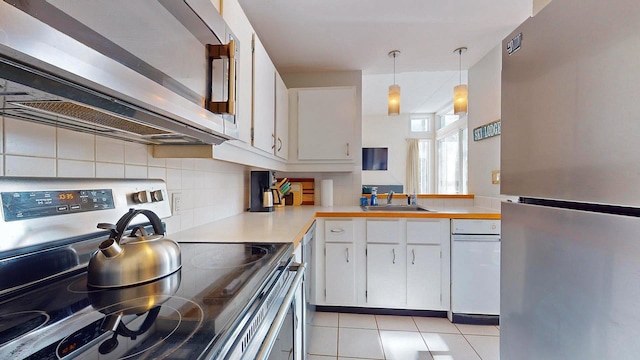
{"left": 455, "top": 324, "right": 500, "bottom": 336}
{"left": 375, "top": 314, "right": 419, "bottom": 331}
{"left": 308, "top": 325, "right": 338, "bottom": 356}
{"left": 339, "top": 313, "right": 378, "bottom": 329}
{"left": 413, "top": 317, "right": 461, "bottom": 334}
{"left": 422, "top": 332, "right": 481, "bottom": 360}
{"left": 379, "top": 330, "right": 433, "bottom": 360}
{"left": 313, "top": 311, "right": 340, "bottom": 327}
{"left": 465, "top": 335, "right": 500, "bottom": 360}
{"left": 338, "top": 327, "right": 385, "bottom": 359}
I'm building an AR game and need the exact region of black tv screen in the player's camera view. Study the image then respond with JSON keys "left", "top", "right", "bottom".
{"left": 362, "top": 147, "right": 388, "bottom": 170}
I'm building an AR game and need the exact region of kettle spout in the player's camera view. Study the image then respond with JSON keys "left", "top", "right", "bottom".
{"left": 99, "top": 238, "right": 123, "bottom": 258}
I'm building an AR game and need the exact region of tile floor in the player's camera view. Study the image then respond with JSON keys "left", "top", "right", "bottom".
{"left": 307, "top": 312, "right": 499, "bottom": 360}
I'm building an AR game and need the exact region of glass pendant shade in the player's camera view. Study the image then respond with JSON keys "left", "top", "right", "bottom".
{"left": 388, "top": 84, "right": 401, "bottom": 116}
{"left": 453, "top": 84, "right": 468, "bottom": 115}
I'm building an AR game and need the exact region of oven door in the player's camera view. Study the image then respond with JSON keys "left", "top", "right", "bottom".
{"left": 254, "top": 262, "right": 306, "bottom": 360}
{"left": 223, "top": 260, "right": 306, "bottom": 360}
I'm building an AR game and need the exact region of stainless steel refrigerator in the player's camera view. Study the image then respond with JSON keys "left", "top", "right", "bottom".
{"left": 500, "top": 0, "right": 640, "bottom": 359}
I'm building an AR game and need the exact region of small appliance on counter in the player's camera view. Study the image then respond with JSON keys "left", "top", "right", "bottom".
{"left": 250, "top": 170, "right": 279, "bottom": 212}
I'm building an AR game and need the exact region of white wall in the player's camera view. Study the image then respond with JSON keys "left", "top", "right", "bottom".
{"left": 281, "top": 71, "right": 363, "bottom": 206}
{"left": 361, "top": 114, "right": 411, "bottom": 188}
{"left": 0, "top": 116, "right": 249, "bottom": 234}
{"left": 467, "top": 45, "right": 502, "bottom": 199}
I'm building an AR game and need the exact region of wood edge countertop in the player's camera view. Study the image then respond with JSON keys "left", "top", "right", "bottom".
{"left": 169, "top": 204, "right": 500, "bottom": 250}
{"left": 361, "top": 194, "right": 475, "bottom": 199}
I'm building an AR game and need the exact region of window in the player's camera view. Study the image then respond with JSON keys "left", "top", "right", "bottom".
{"left": 435, "top": 112, "right": 467, "bottom": 194}
{"left": 408, "top": 111, "right": 467, "bottom": 194}
{"left": 418, "top": 140, "right": 432, "bottom": 193}
{"left": 411, "top": 117, "right": 430, "bottom": 132}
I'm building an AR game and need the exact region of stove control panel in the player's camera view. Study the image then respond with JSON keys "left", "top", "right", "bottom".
{"left": 1, "top": 188, "right": 115, "bottom": 221}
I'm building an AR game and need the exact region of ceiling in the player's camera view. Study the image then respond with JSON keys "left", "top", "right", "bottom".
{"left": 237, "top": 0, "right": 532, "bottom": 75}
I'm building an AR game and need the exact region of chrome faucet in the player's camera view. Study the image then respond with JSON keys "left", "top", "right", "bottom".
{"left": 387, "top": 190, "right": 394, "bottom": 205}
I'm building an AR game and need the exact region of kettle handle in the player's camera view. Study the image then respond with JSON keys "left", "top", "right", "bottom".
{"left": 112, "top": 209, "right": 164, "bottom": 244}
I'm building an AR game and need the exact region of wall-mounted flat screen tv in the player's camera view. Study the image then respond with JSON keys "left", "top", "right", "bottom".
{"left": 362, "top": 147, "right": 388, "bottom": 170}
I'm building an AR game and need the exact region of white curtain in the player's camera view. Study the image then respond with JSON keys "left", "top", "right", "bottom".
{"left": 406, "top": 139, "right": 420, "bottom": 194}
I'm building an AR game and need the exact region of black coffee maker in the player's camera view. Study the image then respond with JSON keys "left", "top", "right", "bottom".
{"left": 250, "top": 171, "right": 276, "bottom": 212}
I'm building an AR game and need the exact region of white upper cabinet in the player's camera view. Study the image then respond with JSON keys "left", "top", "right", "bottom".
{"left": 274, "top": 72, "right": 289, "bottom": 160}
{"left": 221, "top": 0, "right": 253, "bottom": 143}
{"left": 296, "top": 87, "right": 356, "bottom": 161}
{"left": 251, "top": 34, "right": 276, "bottom": 154}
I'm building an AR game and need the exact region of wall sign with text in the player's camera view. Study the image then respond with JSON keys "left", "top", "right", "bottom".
{"left": 473, "top": 120, "right": 501, "bottom": 141}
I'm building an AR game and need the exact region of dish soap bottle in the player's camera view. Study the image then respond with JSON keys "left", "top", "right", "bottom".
{"left": 370, "top": 187, "right": 378, "bottom": 206}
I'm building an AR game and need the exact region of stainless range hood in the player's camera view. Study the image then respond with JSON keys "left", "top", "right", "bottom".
{"left": 0, "top": 0, "right": 239, "bottom": 145}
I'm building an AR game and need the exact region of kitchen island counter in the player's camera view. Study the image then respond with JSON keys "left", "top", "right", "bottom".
{"left": 169, "top": 205, "right": 500, "bottom": 248}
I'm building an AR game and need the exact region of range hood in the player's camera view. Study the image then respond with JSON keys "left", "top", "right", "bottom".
{"left": 0, "top": 0, "right": 238, "bottom": 145}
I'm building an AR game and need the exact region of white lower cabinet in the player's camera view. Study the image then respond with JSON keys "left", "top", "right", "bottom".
{"left": 325, "top": 243, "right": 357, "bottom": 305}
{"left": 406, "top": 245, "right": 442, "bottom": 309}
{"left": 367, "top": 244, "right": 406, "bottom": 307}
{"left": 315, "top": 217, "right": 450, "bottom": 311}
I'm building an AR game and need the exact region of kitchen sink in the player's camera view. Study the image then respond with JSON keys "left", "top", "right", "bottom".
{"left": 361, "top": 204, "right": 433, "bottom": 212}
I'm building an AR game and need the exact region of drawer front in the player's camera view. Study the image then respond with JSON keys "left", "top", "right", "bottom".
{"left": 366, "top": 220, "right": 401, "bottom": 244}
{"left": 325, "top": 220, "right": 354, "bottom": 243}
{"left": 407, "top": 220, "right": 442, "bottom": 245}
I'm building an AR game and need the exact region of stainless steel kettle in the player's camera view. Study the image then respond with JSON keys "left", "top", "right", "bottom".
{"left": 87, "top": 208, "right": 181, "bottom": 288}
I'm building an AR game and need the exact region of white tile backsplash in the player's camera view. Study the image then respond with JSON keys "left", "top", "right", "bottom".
{"left": 6, "top": 155, "right": 56, "bottom": 177}
{"left": 5, "top": 119, "right": 56, "bottom": 157}
{"left": 147, "top": 166, "right": 167, "bottom": 181}
{"left": 124, "top": 165, "right": 148, "bottom": 179}
{"left": 57, "top": 129, "right": 95, "bottom": 161}
{"left": 58, "top": 159, "right": 95, "bottom": 177}
{"left": 1, "top": 117, "right": 249, "bottom": 234}
{"left": 96, "top": 137, "right": 125, "bottom": 163}
{"left": 166, "top": 168, "right": 183, "bottom": 190}
{"left": 124, "top": 142, "right": 148, "bottom": 166}
{"left": 96, "top": 162, "right": 125, "bottom": 178}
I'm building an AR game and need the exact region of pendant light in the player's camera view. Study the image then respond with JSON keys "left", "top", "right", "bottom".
{"left": 453, "top": 47, "right": 468, "bottom": 115}
{"left": 388, "top": 50, "right": 401, "bottom": 116}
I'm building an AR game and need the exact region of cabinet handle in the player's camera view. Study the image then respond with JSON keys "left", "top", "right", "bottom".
{"left": 277, "top": 137, "right": 283, "bottom": 152}
{"left": 392, "top": 248, "right": 396, "bottom": 264}
{"left": 271, "top": 134, "right": 276, "bottom": 149}
{"left": 346, "top": 143, "right": 350, "bottom": 156}
{"left": 412, "top": 249, "right": 416, "bottom": 265}
{"left": 330, "top": 228, "right": 345, "bottom": 233}
{"left": 345, "top": 247, "right": 350, "bottom": 263}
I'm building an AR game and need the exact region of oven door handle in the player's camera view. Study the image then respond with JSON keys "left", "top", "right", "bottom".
{"left": 255, "top": 262, "right": 307, "bottom": 360}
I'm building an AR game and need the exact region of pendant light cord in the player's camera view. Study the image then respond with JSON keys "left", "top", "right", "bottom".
{"left": 393, "top": 53, "right": 396, "bottom": 84}
{"left": 458, "top": 49, "right": 461, "bottom": 85}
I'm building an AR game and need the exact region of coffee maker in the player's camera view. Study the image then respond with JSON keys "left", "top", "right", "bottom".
{"left": 250, "top": 170, "right": 276, "bottom": 212}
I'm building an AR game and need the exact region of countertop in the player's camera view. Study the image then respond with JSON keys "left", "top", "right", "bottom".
{"left": 169, "top": 205, "right": 500, "bottom": 248}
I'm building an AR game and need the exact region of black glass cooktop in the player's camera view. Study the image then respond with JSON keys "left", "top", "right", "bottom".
{"left": 0, "top": 242, "right": 292, "bottom": 359}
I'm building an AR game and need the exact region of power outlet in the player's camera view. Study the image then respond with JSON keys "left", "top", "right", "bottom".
{"left": 171, "top": 192, "right": 182, "bottom": 215}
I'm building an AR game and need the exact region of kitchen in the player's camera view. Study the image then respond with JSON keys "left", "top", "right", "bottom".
{"left": 1, "top": 0, "right": 638, "bottom": 359}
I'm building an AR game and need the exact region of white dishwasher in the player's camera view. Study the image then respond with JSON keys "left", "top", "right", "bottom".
{"left": 450, "top": 219, "right": 501, "bottom": 323}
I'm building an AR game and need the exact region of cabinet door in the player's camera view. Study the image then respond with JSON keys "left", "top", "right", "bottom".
{"left": 221, "top": 0, "right": 253, "bottom": 143}
{"left": 367, "top": 244, "right": 406, "bottom": 307}
{"left": 407, "top": 245, "right": 443, "bottom": 310}
{"left": 297, "top": 87, "right": 355, "bottom": 160}
{"left": 274, "top": 72, "right": 289, "bottom": 160}
{"left": 325, "top": 243, "right": 356, "bottom": 305}
{"left": 251, "top": 34, "right": 275, "bottom": 154}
